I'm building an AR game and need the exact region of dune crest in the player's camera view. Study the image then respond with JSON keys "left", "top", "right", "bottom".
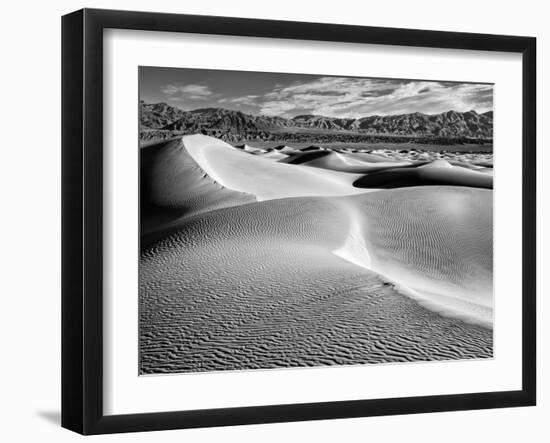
{"left": 184, "top": 134, "right": 369, "bottom": 201}
{"left": 331, "top": 188, "right": 493, "bottom": 328}
{"left": 419, "top": 159, "right": 454, "bottom": 169}
{"left": 140, "top": 138, "right": 255, "bottom": 239}
{"left": 332, "top": 200, "right": 372, "bottom": 269}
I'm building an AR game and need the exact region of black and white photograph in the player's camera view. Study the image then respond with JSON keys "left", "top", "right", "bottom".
{"left": 1, "top": 0, "right": 545, "bottom": 439}
{"left": 139, "top": 67, "right": 494, "bottom": 375}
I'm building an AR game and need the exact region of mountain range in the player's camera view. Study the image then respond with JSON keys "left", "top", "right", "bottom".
{"left": 140, "top": 102, "right": 493, "bottom": 141}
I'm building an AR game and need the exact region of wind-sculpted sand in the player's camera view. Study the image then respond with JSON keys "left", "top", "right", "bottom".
{"left": 354, "top": 159, "right": 493, "bottom": 189}
{"left": 139, "top": 134, "right": 493, "bottom": 374}
{"left": 336, "top": 188, "right": 493, "bottom": 327}
{"left": 281, "top": 150, "right": 413, "bottom": 173}
{"left": 184, "top": 134, "right": 368, "bottom": 200}
{"left": 140, "top": 138, "right": 255, "bottom": 238}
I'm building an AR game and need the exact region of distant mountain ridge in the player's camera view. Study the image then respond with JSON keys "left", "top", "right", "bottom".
{"left": 140, "top": 102, "right": 493, "bottom": 140}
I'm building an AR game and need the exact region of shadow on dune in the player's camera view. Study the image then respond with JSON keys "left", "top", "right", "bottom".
{"left": 280, "top": 149, "right": 330, "bottom": 164}
{"left": 140, "top": 138, "right": 255, "bottom": 241}
{"left": 354, "top": 162, "right": 493, "bottom": 189}
{"left": 281, "top": 150, "right": 412, "bottom": 174}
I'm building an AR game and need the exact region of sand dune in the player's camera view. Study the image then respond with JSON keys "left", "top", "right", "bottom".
{"left": 475, "top": 160, "right": 494, "bottom": 168}
{"left": 242, "top": 144, "right": 268, "bottom": 154}
{"left": 235, "top": 144, "right": 290, "bottom": 160}
{"left": 299, "top": 145, "right": 323, "bottom": 152}
{"left": 369, "top": 148, "right": 493, "bottom": 168}
{"left": 448, "top": 160, "right": 491, "bottom": 172}
{"left": 184, "top": 134, "right": 368, "bottom": 200}
{"left": 279, "top": 149, "right": 329, "bottom": 164}
{"left": 281, "top": 149, "right": 397, "bottom": 165}
{"left": 282, "top": 150, "right": 412, "bottom": 173}
{"left": 140, "top": 134, "right": 493, "bottom": 373}
{"left": 141, "top": 189, "right": 492, "bottom": 373}
{"left": 140, "top": 138, "right": 255, "bottom": 238}
{"left": 336, "top": 187, "right": 493, "bottom": 327}
{"left": 276, "top": 145, "right": 303, "bottom": 155}
{"left": 258, "top": 150, "right": 289, "bottom": 160}
{"left": 354, "top": 159, "right": 493, "bottom": 189}
{"left": 341, "top": 151, "right": 398, "bottom": 163}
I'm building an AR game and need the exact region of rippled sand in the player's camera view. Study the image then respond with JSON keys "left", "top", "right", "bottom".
{"left": 139, "top": 135, "right": 493, "bottom": 374}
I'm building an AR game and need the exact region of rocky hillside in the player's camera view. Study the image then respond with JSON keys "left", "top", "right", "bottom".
{"left": 353, "top": 110, "right": 492, "bottom": 137}
{"left": 140, "top": 102, "right": 493, "bottom": 141}
{"left": 139, "top": 102, "right": 189, "bottom": 128}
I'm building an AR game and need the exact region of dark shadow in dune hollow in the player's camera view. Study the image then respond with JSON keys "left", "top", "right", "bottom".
{"left": 353, "top": 166, "right": 493, "bottom": 189}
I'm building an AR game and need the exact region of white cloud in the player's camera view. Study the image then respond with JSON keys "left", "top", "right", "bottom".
{"left": 219, "top": 95, "right": 260, "bottom": 105}
{"left": 161, "top": 83, "right": 212, "bottom": 100}
{"left": 258, "top": 77, "right": 492, "bottom": 117}
{"left": 160, "top": 84, "right": 180, "bottom": 95}
{"left": 158, "top": 76, "right": 492, "bottom": 117}
{"left": 260, "top": 100, "right": 297, "bottom": 116}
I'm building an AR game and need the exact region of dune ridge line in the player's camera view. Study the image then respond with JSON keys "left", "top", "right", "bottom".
{"left": 183, "top": 134, "right": 370, "bottom": 201}
{"left": 331, "top": 196, "right": 492, "bottom": 329}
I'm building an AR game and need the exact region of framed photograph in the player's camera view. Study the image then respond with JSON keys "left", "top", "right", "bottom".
{"left": 61, "top": 8, "right": 536, "bottom": 435}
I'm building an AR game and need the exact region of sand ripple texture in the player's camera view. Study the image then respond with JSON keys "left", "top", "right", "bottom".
{"left": 140, "top": 192, "right": 493, "bottom": 374}
{"left": 347, "top": 187, "right": 493, "bottom": 327}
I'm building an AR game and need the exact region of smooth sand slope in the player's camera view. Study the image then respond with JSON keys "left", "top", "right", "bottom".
{"left": 335, "top": 187, "right": 493, "bottom": 327}
{"left": 139, "top": 134, "right": 493, "bottom": 373}
{"left": 183, "top": 135, "right": 368, "bottom": 200}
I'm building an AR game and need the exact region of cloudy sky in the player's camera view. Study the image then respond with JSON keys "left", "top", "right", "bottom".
{"left": 140, "top": 67, "right": 493, "bottom": 118}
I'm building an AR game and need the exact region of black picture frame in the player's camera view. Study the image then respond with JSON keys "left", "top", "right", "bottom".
{"left": 61, "top": 8, "right": 536, "bottom": 435}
